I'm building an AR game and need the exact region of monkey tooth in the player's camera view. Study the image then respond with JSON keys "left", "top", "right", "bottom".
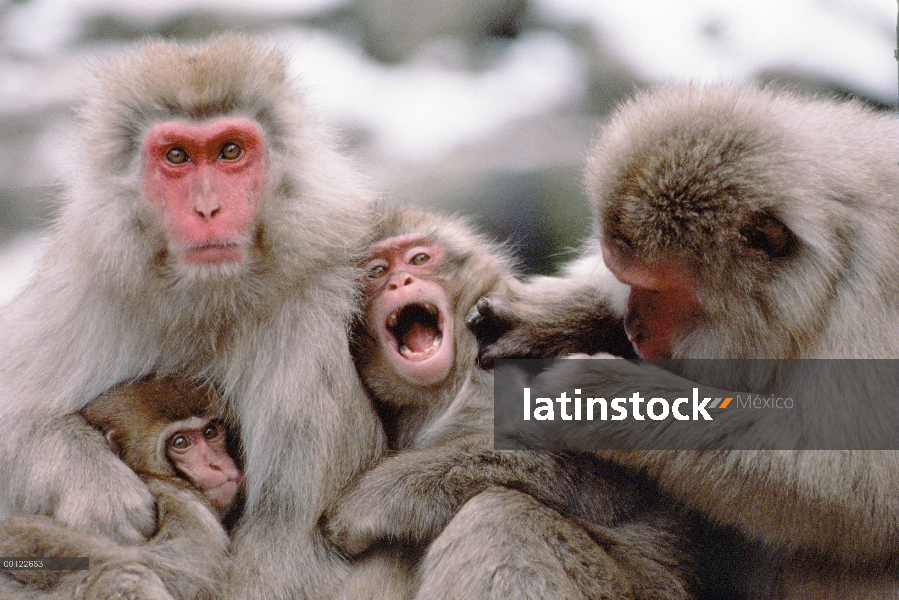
{"left": 399, "top": 335, "right": 442, "bottom": 359}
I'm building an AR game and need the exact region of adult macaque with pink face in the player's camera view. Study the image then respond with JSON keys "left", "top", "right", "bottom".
{"left": 140, "top": 117, "right": 267, "bottom": 266}
{"left": 469, "top": 83, "right": 899, "bottom": 598}
{"left": 0, "top": 35, "right": 385, "bottom": 600}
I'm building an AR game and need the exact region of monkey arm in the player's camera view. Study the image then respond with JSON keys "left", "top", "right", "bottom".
{"left": 0, "top": 412, "right": 157, "bottom": 545}
{"left": 139, "top": 478, "right": 230, "bottom": 600}
{"left": 527, "top": 357, "right": 899, "bottom": 563}
{"left": 0, "top": 267, "right": 160, "bottom": 546}
{"left": 415, "top": 487, "right": 643, "bottom": 600}
{"left": 322, "top": 446, "right": 649, "bottom": 557}
{"left": 0, "top": 515, "right": 176, "bottom": 600}
{"left": 467, "top": 254, "right": 635, "bottom": 368}
{"left": 0, "top": 479, "right": 228, "bottom": 600}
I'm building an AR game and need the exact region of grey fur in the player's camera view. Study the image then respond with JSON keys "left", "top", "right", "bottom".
{"left": 328, "top": 206, "right": 695, "bottom": 599}
{"left": 472, "top": 83, "right": 899, "bottom": 598}
{"left": 0, "top": 378, "right": 231, "bottom": 599}
{"left": 0, "top": 35, "right": 385, "bottom": 599}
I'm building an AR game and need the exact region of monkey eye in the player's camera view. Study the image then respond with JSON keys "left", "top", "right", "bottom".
{"left": 203, "top": 421, "right": 223, "bottom": 440}
{"left": 410, "top": 253, "right": 429, "bottom": 266}
{"left": 367, "top": 264, "right": 388, "bottom": 279}
{"left": 739, "top": 212, "right": 796, "bottom": 259}
{"left": 219, "top": 142, "right": 242, "bottom": 160}
{"left": 169, "top": 434, "right": 191, "bottom": 451}
{"left": 165, "top": 147, "right": 190, "bottom": 165}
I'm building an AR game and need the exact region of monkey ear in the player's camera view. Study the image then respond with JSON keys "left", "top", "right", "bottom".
{"left": 105, "top": 429, "right": 123, "bottom": 457}
{"left": 739, "top": 212, "right": 797, "bottom": 259}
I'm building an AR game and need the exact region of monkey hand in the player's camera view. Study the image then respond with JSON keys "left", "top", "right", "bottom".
{"left": 465, "top": 295, "right": 529, "bottom": 369}
{"left": 55, "top": 455, "right": 157, "bottom": 544}
{"left": 0, "top": 517, "right": 176, "bottom": 599}
{"left": 0, "top": 515, "right": 73, "bottom": 588}
{"left": 0, "top": 513, "right": 169, "bottom": 600}
{"left": 323, "top": 452, "right": 461, "bottom": 556}
{"left": 467, "top": 289, "right": 635, "bottom": 368}
{"left": 38, "top": 415, "right": 157, "bottom": 544}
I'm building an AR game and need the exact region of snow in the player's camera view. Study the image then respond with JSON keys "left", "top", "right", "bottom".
{"left": 282, "top": 29, "right": 587, "bottom": 162}
{"left": 0, "top": 0, "right": 896, "bottom": 305}
{"left": 537, "top": 0, "right": 896, "bottom": 102}
{"left": 0, "top": 234, "right": 47, "bottom": 308}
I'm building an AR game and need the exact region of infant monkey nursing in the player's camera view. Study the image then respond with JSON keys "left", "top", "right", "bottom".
{"left": 0, "top": 376, "right": 240, "bottom": 600}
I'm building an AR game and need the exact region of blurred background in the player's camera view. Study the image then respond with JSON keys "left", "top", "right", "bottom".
{"left": 0, "top": 0, "right": 895, "bottom": 305}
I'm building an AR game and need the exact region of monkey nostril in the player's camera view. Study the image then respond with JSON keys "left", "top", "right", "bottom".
{"left": 624, "top": 311, "right": 645, "bottom": 343}
{"left": 388, "top": 274, "right": 414, "bottom": 290}
{"left": 195, "top": 207, "right": 220, "bottom": 220}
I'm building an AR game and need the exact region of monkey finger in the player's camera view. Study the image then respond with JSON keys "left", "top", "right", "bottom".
{"left": 465, "top": 297, "right": 521, "bottom": 341}
{"left": 320, "top": 510, "right": 379, "bottom": 557}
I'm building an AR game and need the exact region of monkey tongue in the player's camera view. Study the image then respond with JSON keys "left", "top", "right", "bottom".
{"left": 399, "top": 323, "right": 440, "bottom": 359}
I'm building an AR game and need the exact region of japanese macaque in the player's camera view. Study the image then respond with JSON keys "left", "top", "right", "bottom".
{"left": 80, "top": 376, "right": 244, "bottom": 523}
{"left": 0, "top": 35, "right": 385, "bottom": 599}
{"left": 468, "top": 83, "right": 899, "bottom": 598}
{"left": 325, "top": 206, "right": 695, "bottom": 599}
{"left": 0, "top": 376, "right": 239, "bottom": 599}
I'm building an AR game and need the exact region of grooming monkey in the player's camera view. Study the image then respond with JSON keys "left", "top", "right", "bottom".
{"left": 469, "top": 83, "right": 899, "bottom": 598}
{"left": 0, "top": 35, "right": 385, "bottom": 599}
{"left": 0, "top": 376, "right": 239, "bottom": 600}
{"left": 326, "top": 206, "right": 695, "bottom": 599}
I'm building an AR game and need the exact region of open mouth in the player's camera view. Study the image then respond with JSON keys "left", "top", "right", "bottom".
{"left": 387, "top": 303, "right": 442, "bottom": 361}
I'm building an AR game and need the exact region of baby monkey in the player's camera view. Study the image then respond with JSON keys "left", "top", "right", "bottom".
{"left": 82, "top": 376, "right": 244, "bottom": 524}
{"left": 0, "top": 376, "right": 241, "bottom": 600}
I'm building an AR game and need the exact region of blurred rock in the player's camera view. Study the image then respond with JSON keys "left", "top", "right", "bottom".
{"left": 353, "top": 0, "right": 527, "bottom": 63}
{"left": 0, "top": 108, "right": 70, "bottom": 243}
{"left": 365, "top": 113, "right": 598, "bottom": 274}
{"left": 0, "top": 0, "right": 894, "bottom": 303}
